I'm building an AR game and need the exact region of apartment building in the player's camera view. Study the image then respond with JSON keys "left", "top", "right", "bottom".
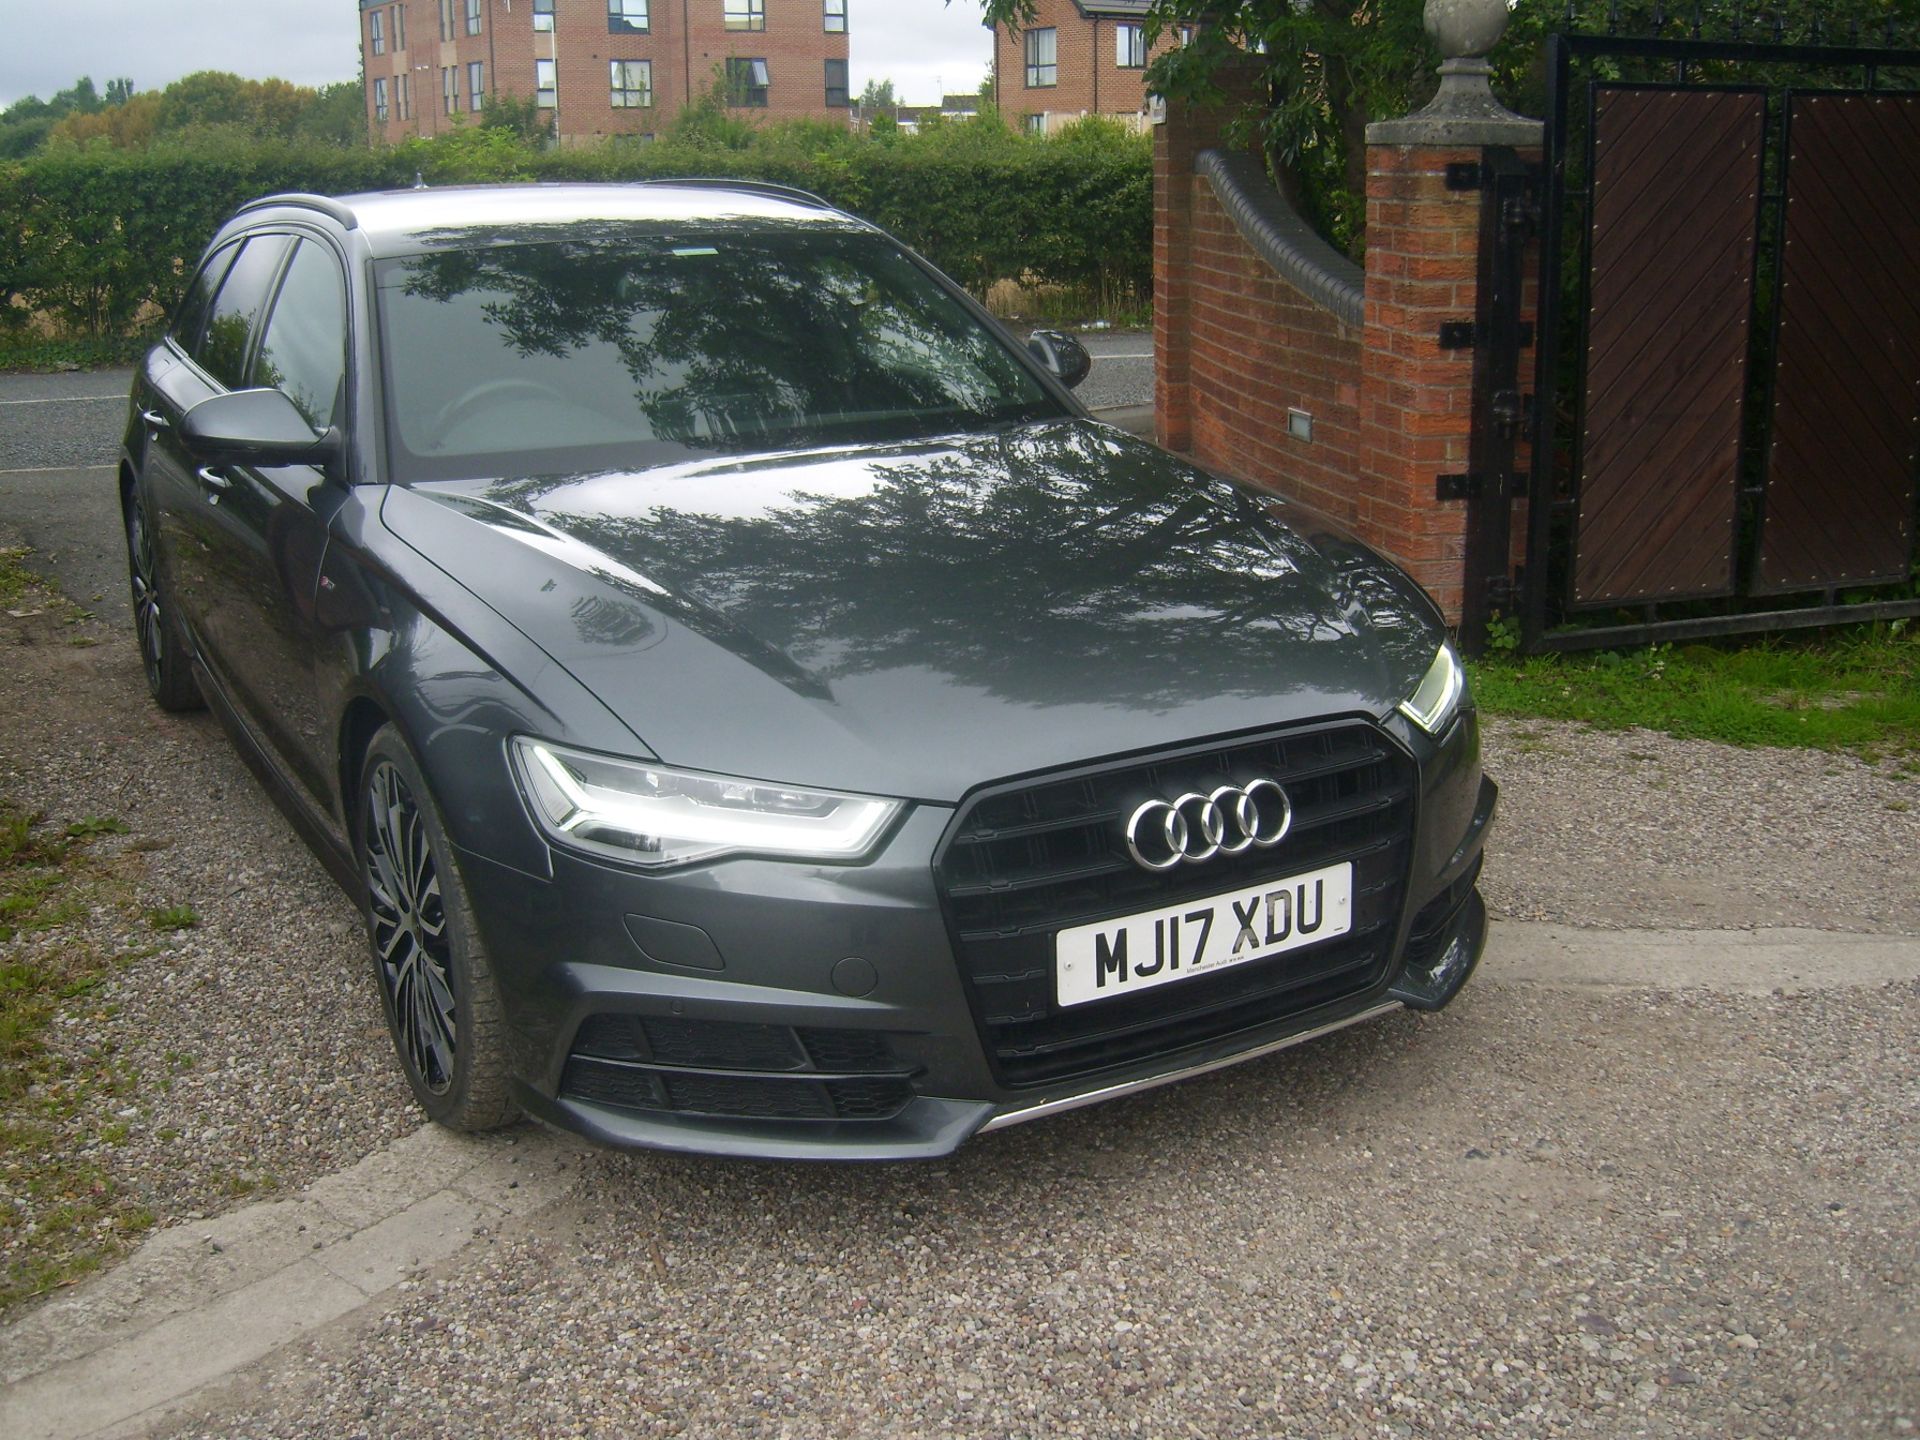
{"left": 990, "top": 0, "right": 1178, "bottom": 135}
{"left": 359, "top": 0, "right": 853, "bottom": 144}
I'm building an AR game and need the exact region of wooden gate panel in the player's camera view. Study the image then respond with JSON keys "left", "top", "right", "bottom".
{"left": 1572, "top": 87, "right": 1766, "bottom": 606}
{"left": 1755, "top": 94, "right": 1920, "bottom": 594}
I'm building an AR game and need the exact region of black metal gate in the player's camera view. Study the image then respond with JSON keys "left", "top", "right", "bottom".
{"left": 1478, "top": 21, "right": 1920, "bottom": 653}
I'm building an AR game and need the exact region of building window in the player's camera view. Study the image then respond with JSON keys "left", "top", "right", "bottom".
{"left": 373, "top": 76, "right": 390, "bottom": 121}
{"left": 465, "top": 0, "right": 481, "bottom": 36}
{"left": 824, "top": 0, "right": 846, "bottom": 33}
{"left": 611, "top": 59, "right": 652, "bottom": 107}
{"left": 608, "top": 0, "right": 648, "bottom": 33}
{"left": 724, "top": 0, "right": 765, "bottom": 33}
{"left": 1024, "top": 28, "right": 1056, "bottom": 88}
{"left": 824, "top": 58, "right": 848, "bottom": 107}
{"left": 1116, "top": 22, "right": 1145, "bottom": 68}
{"left": 442, "top": 65, "right": 459, "bottom": 114}
{"left": 400, "top": 72, "right": 413, "bottom": 119}
{"left": 533, "top": 0, "right": 555, "bottom": 33}
{"left": 438, "top": 0, "right": 454, "bottom": 42}
{"left": 469, "top": 60, "right": 485, "bottom": 109}
{"left": 393, "top": 3, "right": 405, "bottom": 49}
{"left": 369, "top": 9, "right": 386, "bottom": 54}
{"left": 535, "top": 57, "right": 557, "bottom": 106}
{"left": 1024, "top": 112, "right": 1045, "bottom": 135}
{"left": 725, "top": 57, "right": 770, "bottom": 106}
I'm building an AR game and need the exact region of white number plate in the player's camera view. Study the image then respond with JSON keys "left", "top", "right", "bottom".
{"left": 1055, "top": 861, "right": 1353, "bottom": 1009}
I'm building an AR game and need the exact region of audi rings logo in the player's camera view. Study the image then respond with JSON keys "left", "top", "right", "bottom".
{"left": 1123, "top": 780, "right": 1293, "bottom": 872}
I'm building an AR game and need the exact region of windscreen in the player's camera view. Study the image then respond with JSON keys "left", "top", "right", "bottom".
{"left": 373, "top": 225, "right": 1063, "bottom": 481}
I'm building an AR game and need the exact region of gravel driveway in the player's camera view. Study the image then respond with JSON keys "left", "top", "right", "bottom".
{"left": 2, "top": 369, "right": 1916, "bottom": 1437}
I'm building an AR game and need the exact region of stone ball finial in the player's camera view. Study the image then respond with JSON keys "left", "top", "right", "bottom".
{"left": 1424, "top": 0, "right": 1512, "bottom": 59}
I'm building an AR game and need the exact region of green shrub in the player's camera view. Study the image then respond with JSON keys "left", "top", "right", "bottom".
{"left": 0, "top": 116, "right": 1151, "bottom": 341}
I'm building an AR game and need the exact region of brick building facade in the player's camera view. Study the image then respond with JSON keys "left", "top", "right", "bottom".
{"left": 990, "top": 0, "right": 1172, "bottom": 135}
{"left": 359, "top": 0, "right": 852, "bottom": 144}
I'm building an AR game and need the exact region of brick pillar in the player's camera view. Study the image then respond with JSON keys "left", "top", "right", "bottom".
{"left": 1354, "top": 145, "right": 1487, "bottom": 620}
{"left": 1355, "top": 22, "right": 1544, "bottom": 627}
{"left": 1153, "top": 63, "right": 1265, "bottom": 454}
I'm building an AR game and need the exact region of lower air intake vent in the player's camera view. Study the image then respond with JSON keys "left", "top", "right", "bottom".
{"left": 559, "top": 1017, "right": 917, "bottom": 1123}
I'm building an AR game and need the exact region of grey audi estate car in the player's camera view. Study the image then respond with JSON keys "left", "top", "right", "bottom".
{"left": 121, "top": 182, "right": 1494, "bottom": 1159}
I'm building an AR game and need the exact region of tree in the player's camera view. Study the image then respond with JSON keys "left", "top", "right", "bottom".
{"left": 104, "top": 77, "right": 136, "bottom": 107}
{"left": 971, "top": 0, "right": 1911, "bottom": 253}
{"left": 293, "top": 80, "right": 367, "bottom": 146}
{"left": 858, "top": 78, "right": 897, "bottom": 109}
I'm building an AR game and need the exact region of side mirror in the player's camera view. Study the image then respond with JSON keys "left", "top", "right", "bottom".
{"left": 1027, "top": 329, "right": 1092, "bottom": 390}
{"left": 180, "top": 388, "right": 340, "bottom": 469}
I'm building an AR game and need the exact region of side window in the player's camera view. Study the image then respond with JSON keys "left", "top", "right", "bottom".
{"left": 171, "top": 244, "right": 240, "bottom": 358}
{"left": 198, "top": 236, "right": 293, "bottom": 390}
{"left": 253, "top": 239, "right": 348, "bottom": 432}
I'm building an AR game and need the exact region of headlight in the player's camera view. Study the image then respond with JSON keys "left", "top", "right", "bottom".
{"left": 510, "top": 738, "right": 902, "bottom": 870}
{"left": 1397, "top": 643, "right": 1466, "bottom": 737}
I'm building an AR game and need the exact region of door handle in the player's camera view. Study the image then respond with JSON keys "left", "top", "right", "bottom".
{"left": 196, "top": 466, "right": 232, "bottom": 494}
{"left": 140, "top": 408, "right": 170, "bottom": 430}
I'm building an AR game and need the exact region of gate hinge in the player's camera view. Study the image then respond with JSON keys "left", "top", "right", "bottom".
{"left": 1438, "top": 322, "right": 1536, "bottom": 351}
{"left": 1491, "top": 389, "right": 1522, "bottom": 438}
{"left": 1501, "top": 189, "right": 1542, "bottom": 237}
{"left": 1437, "top": 471, "right": 1530, "bottom": 502}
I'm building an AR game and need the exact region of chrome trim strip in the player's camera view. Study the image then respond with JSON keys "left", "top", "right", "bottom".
{"left": 978, "top": 1001, "right": 1402, "bottom": 1133}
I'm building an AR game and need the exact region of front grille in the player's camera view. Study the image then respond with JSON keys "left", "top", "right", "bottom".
{"left": 559, "top": 1015, "right": 917, "bottom": 1123}
{"left": 934, "top": 722, "right": 1417, "bottom": 1087}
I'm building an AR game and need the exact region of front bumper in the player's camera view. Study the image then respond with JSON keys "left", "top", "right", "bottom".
{"left": 461, "top": 718, "right": 1496, "bottom": 1161}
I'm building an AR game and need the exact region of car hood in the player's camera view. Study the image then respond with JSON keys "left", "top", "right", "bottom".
{"left": 383, "top": 420, "right": 1443, "bottom": 802}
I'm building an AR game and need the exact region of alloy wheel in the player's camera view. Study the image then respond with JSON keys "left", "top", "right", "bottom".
{"left": 128, "top": 501, "right": 166, "bottom": 691}
{"left": 362, "top": 759, "right": 457, "bottom": 1093}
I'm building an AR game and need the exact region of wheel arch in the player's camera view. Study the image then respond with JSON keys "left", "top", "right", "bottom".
{"left": 337, "top": 694, "right": 397, "bottom": 841}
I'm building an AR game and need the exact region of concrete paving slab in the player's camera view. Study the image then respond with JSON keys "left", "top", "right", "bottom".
{"left": 308, "top": 1188, "right": 494, "bottom": 1295}
{"left": 1484, "top": 920, "right": 1920, "bottom": 994}
{"left": 0, "top": 1199, "right": 349, "bottom": 1387}
{"left": 301, "top": 1123, "right": 510, "bottom": 1230}
{"left": 0, "top": 1259, "right": 364, "bottom": 1440}
{"left": 0, "top": 1128, "right": 577, "bottom": 1440}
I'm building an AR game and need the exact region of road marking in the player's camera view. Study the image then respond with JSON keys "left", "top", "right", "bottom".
{"left": 1094, "top": 352, "right": 1153, "bottom": 360}
{"left": 0, "top": 395, "right": 124, "bottom": 406}
{"left": 0, "top": 464, "right": 115, "bottom": 476}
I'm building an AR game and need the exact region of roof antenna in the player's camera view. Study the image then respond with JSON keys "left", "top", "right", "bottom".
{"left": 413, "top": 171, "right": 428, "bottom": 190}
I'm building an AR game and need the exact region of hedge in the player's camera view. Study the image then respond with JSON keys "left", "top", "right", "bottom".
{"left": 0, "top": 129, "right": 1152, "bottom": 340}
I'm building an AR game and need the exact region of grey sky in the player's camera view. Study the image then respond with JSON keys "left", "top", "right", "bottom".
{"left": 0, "top": 1, "right": 994, "bottom": 111}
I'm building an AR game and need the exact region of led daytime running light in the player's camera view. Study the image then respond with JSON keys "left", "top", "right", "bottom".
{"left": 511, "top": 738, "right": 901, "bottom": 870}
{"left": 1397, "top": 644, "right": 1465, "bottom": 736}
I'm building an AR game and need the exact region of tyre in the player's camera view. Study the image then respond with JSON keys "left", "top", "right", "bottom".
{"left": 125, "top": 484, "right": 202, "bottom": 712}
{"left": 355, "top": 724, "right": 515, "bottom": 1131}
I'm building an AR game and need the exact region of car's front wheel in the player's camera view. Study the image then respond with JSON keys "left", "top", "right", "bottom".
{"left": 356, "top": 725, "right": 515, "bottom": 1132}
{"left": 125, "top": 485, "right": 201, "bottom": 712}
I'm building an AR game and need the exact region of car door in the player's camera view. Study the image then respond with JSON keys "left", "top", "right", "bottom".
{"left": 145, "top": 234, "right": 293, "bottom": 649}
{"left": 187, "top": 234, "right": 352, "bottom": 815}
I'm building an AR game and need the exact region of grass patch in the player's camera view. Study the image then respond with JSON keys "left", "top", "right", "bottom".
{"left": 1470, "top": 623, "right": 1920, "bottom": 756}
{"left": 144, "top": 904, "right": 197, "bottom": 933}
{"left": 0, "top": 546, "right": 34, "bottom": 609}
{"left": 0, "top": 333, "right": 150, "bottom": 375}
{"left": 0, "top": 799, "right": 155, "bottom": 1309}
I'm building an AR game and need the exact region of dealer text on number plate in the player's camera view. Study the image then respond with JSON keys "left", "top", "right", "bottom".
{"left": 1054, "top": 861, "right": 1353, "bottom": 1008}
